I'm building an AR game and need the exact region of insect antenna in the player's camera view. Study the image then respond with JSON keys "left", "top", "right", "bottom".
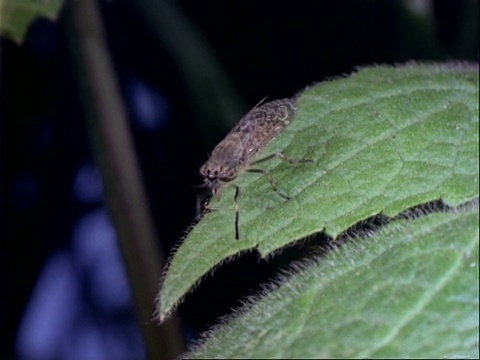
{"left": 251, "top": 96, "right": 269, "bottom": 110}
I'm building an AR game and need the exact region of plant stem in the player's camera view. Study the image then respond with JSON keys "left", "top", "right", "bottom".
{"left": 65, "top": 0, "right": 184, "bottom": 358}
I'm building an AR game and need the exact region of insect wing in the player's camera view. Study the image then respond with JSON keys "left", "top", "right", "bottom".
{"left": 242, "top": 98, "right": 296, "bottom": 158}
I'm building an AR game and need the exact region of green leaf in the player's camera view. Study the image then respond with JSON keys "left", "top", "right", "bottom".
{"left": 0, "top": 0, "right": 64, "bottom": 44}
{"left": 157, "top": 62, "right": 479, "bottom": 321}
{"left": 186, "top": 207, "right": 479, "bottom": 358}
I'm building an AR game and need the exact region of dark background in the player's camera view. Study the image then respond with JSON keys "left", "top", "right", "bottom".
{"left": 1, "top": 0, "right": 478, "bottom": 359}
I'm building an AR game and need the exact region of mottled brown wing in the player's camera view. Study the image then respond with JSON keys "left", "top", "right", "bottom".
{"left": 239, "top": 98, "right": 297, "bottom": 160}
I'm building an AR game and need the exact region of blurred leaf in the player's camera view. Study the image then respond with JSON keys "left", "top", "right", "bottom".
{"left": 186, "top": 207, "right": 479, "bottom": 358}
{"left": 157, "top": 62, "right": 479, "bottom": 321}
{"left": 0, "top": 0, "right": 64, "bottom": 44}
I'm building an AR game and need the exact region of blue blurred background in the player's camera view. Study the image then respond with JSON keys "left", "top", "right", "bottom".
{"left": 1, "top": 0, "right": 478, "bottom": 359}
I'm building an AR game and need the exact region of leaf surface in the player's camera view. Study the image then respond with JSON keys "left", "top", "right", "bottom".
{"left": 187, "top": 207, "right": 479, "bottom": 358}
{"left": 157, "top": 62, "right": 479, "bottom": 321}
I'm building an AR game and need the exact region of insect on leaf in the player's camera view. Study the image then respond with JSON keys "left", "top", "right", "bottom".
{"left": 199, "top": 97, "right": 311, "bottom": 239}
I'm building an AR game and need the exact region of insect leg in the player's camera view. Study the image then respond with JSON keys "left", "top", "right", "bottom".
{"left": 250, "top": 152, "right": 313, "bottom": 166}
{"left": 195, "top": 188, "right": 212, "bottom": 220}
{"left": 233, "top": 184, "right": 240, "bottom": 240}
{"left": 246, "top": 168, "right": 291, "bottom": 200}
